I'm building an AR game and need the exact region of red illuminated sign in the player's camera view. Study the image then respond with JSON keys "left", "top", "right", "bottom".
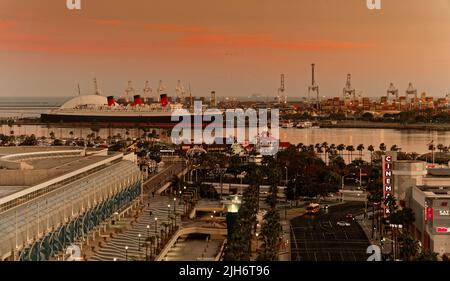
{"left": 436, "top": 227, "right": 450, "bottom": 233}
{"left": 426, "top": 207, "right": 434, "bottom": 220}
{"left": 383, "top": 155, "right": 393, "bottom": 216}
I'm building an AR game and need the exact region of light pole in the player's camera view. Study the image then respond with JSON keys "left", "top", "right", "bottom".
{"left": 125, "top": 246, "right": 128, "bottom": 261}
{"left": 147, "top": 224, "right": 150, "bottom": 239}
{"left": 138, "top": 234, "right": 142, "bottom": 252}
{"left": 255, "top": 233, "right": 259, "bottom": 250}
{"left": 154, "top": 217, "right": 158, "bottom": 235}
{"left": 167, "top": 204, "right": 171, "bottom": 220}
{"left": 284, "top": 166, "right": 288, "bottom": 183}
{"left": 355, "top": 166, "right": 362, "bottom": 190}
{"left": 173, "top": 198, "right": 176, "bottom": 213}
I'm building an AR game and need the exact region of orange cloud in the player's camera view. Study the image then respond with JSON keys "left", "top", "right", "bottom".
{"left": 0, "top": 20, "right": 17, "bottom": 32}
{"left": 144, "top": 24, "right": 210, "bottom": 33}
{"left": 95, "top": 19, "right": 124, "bottom": 26}
{"left": 181, "top": 34, "right": 372, "bottom": 50}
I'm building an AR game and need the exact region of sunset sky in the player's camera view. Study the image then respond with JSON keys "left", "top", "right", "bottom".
{"left": 0, "top": 0, "right": 449, "bottom": 99}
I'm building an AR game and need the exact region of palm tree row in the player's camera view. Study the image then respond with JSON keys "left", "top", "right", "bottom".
{"left": 257, "top": 158, "right": 282, "bottom": 261}
{"left": 223, "top": 164, "right": 261, "bottom": 261}
{"left": 293, "top": 142, "right": 446, "bottom": 164}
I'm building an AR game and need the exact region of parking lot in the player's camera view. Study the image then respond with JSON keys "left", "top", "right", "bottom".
{"left": 290, "top": 202, "right": 370, "bottom": 261}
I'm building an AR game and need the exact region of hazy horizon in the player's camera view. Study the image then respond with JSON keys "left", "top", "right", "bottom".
{"left": 0, "top": 0, "right": 449, "bottom": 98}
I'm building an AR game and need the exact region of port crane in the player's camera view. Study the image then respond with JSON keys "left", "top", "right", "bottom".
{"left": 405, "top": 82, "right": 417, "bottom": 101}
{"left": 93, "top": 78, "right": 101, "bottom": 95}
{"left": 175, "top": 80, "right": 186, "bottom": 103}
{"left": 308, "top": 64, "right": 320, "bottom": 109}
{"left": 387, "top": 82, "right": 399, "bottom": 101}
{"left": 277, "top": 74, "right": 286, "bottom": 104}
{"left": 343, "top": 74, "right": 356, "bottom": 101}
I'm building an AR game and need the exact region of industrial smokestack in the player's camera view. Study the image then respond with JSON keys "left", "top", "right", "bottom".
{"left": 160, "top": 94, "right": 168, "bottom": 107}
{"left": 133, "top": 95, "right": 142, "bottom": 106}
{"left": 107, "top": 96, "right": 116, "bottom": 106}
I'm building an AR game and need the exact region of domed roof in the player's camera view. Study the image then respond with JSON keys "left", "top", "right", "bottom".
{"left": 60, "top": 95, "right": 108, "bottom": 109}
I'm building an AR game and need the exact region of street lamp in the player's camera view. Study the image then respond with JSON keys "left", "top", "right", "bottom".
{"left": 173, "top": 198, "right": 177, "bottom": 212}
{"left": 255, "top": 233, "right": 259, "bottom": 250}
{"left": 168, "top": 204, "right": 171, "bottom": 219}
{"left": 284, "top": 166, "right": 288, "bottom": 183}
{"left": 146, "top": 225, "right": 150, "bottom": 239}
{"left": 113, "top": 258, "right": 117, "bottom": 261}
{"left": 154, "top": 217, "right": 158, "bottom": 235}
{"left": 138, "top": 234, "right": 142, "bottom": 252}
{"left": 125, "top": 246, "right": 129, "bottom": 261}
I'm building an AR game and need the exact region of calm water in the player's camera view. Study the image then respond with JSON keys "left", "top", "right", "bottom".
{"left": 1, "top": 124, "right": 448, "bottom": 156}
{"left": 0, "top": 96, "right": 67, "bottom": 118}
{"left": 280, "top": 127, "right": 447, "bottom": 155}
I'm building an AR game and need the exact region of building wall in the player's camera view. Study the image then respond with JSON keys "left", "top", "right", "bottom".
{"left": 411, "top": 187, "right": 450, "bottom": 255}
{"left": 431, "top": 235, "right": 450, "bottom": 257}
{"left": 393, "top": 161, "right": 427, "bottom": 206}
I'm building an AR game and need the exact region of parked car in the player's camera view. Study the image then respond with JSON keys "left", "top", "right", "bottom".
{"left": 337, "top": 221, "right": 351, "bottom": 227}
{"left": 346, "top": 213, "right": 355, "bottom": 220}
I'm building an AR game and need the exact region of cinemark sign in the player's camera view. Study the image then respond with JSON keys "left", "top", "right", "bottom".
{"left": 383, "top": 155, "right": 393, "bottom": 216}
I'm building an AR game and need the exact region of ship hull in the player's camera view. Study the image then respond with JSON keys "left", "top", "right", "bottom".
{"left": 40, "top": 113, "right": 216, "bottom": 128}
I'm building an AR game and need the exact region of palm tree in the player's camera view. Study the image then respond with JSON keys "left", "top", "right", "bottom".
{"left": 346, "top": 145, "right": 355, "bottom": 163}
{"left": 329, "top": 143, "right": 336, "bottom": 151}
{"left": 356, "top": 144, "right": 364, "bottom": 160}
{"left": 399, "top": 233, "right": 420, "bottom": 261}
{"left": 337, "top": 144, "right": 345, "bottom": 157}
{"left": 428, "top": 143, "right": 436, "bottom": 163}
{"left": 390, "top": 144, "right": 399, "bottom": 152}
{"left": 316, "top": 145, "right": 323, "bottom": 156}
{"left": 367, "top": 145, "right": 375, "bottom": 164}
{"left": 379, "top": 143, "right": 386, "bottom": 153}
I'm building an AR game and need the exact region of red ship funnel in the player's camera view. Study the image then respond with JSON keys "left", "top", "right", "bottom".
{"left": 134, "top": 95, "right": 142, "bottom": 106}
{"left": 107, "top": 96, "right": 116, "bottom": 106}
{"left": 160, "top": 94, "right": 168, "bottom": 107}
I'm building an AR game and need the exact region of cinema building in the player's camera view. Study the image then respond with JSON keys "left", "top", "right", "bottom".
{"left": 391, "top": 159, "right": 450, "bottom": 256}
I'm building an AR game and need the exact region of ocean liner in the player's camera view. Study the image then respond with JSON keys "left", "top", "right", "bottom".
{"left": 41, "top": 80, "right": 217, "bottom": 128}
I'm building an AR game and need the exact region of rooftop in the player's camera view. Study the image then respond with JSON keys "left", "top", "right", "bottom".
{"left": 427, "top": 168, "right": 450, "bottom": 177}
{"left": 0, "top": 147, "right": 119, "bottom": 200}
{"left": 416, "top": 185, "right": 450, "bottom": 197}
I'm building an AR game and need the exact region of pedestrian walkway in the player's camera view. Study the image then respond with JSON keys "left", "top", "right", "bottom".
{"left": 164, "top": 234, "right": 223, "bottom": 261}
{"left": 89, "top": 195, "right": 185, "bottom": 261}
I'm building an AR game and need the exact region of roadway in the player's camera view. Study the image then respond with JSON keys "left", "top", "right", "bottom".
{"left": 290, "top": 202, "right": 370, "bottom": 261}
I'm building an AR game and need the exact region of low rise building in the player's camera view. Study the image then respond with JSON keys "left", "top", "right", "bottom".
{"left": 0, "top": 147, "right": 142, "bottom": 261}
